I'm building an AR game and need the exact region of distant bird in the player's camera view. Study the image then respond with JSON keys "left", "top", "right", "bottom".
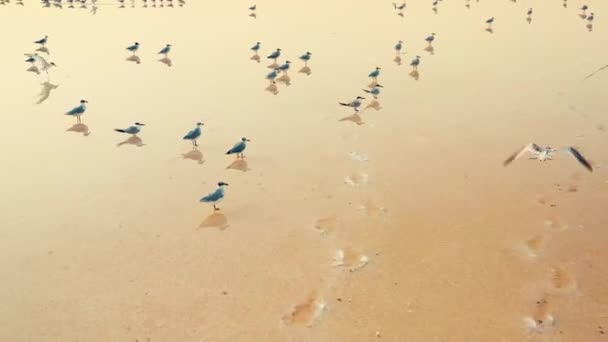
{"left": 339, "top": 96, "right": 365, "bottom": 112}
{"left": 363, "top": 84, "right": 383, "bottom": 99}
{"left": 65, "top": 99, "right": 88, "bottom": 123}
{"left": 486, "top": 17, "right": 495, "bottom": 25}
{"left": 368, "top": 67, "right": 381, "bottom": 80}
{"left": 114, "top": 122, "right": 145, "bottom": 136}
{"left": 267, "top": 48, "right": 281, "bottom": 61}
{"left": 527, "top": 8, "right": 533, "bottom": 16}
{"left": 392, "top": 2, "right": 406, "bottom": 11}
{"left": 226, "top": 137, "right": 251, "bottom": 158}
{"left": 249, "top": 4, "right": 256, "bottom": 11}
{"left": 425, "top": 33, "right": 436, "bottom": 44}
{"left": 299, "top": 51, "right": 312, "bottom": 64}
{"left": 587, "top": 12, "right": 594, "bottom": 23}
{"left": 395, "top": 40, "right": 403, "bottom": 53}
{"left": 251, "top": 42, "right": 261, "bottom": 53}
{"left": 183, "top": 122, "right": 204, "bottom": 146}
{"left": 503, "top": 143, "right": 593, "bottom": 172}
{"left": 34, "top": 35, "right": 48, "bottom": 46}
{"left": 580, "top": 5, "right": 588, "bottom": 14}
{"left": 28, "top": 54, "right": 56, "bottom": 73}
{"left": 158, "top": 44, "right": 171, "bottom": 56}
{"left": 278, "top": 60, "right": 291, "bottom": 72}
{"left": 410, "top": 55, "right": 421, "bottom": 69}
{"left": 25, "top": 54, "right": 38, "bottom": 64}
{"left": 266, "top": 69, "right": 279, "bottom": 81}
{"left": 199, "top": 182, "right": 229, "bottom": 211}
{"left": 126, "top": 42, "right": 140, "bottom": 54}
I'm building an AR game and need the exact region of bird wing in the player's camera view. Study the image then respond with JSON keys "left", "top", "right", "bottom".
{"left": 200, "top": 188, "right": 222, "bottom": 202}
{"left": 35, "top": 55, "right": 49, "bottom": 67}
{"left": 564, "top": 146, "right": 593, "bottom": 172}
{"left": 227, "top": 141, "right": 245, "bottom": 154}
{"left": 183, "top": 128, "right": 199, "bottom": 139}
{"left": 503, "top": 143, "right": 542, "bottom": 166}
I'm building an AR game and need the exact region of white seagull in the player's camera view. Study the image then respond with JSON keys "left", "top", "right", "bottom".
{"left": 503, "top": 143, "right": 593, "bottom": 172}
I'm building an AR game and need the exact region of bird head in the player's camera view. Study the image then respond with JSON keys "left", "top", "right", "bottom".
{"left": 241, "top": 137, "right": 251, "bottom": 142}
{"left": 135, "top": 42, "right": 140, "bottom": 45}
{"left": 196, "top": 122, "right": 204, "bottom": 126}
{"left": 135, "top": 122, "right": 145, "bottom": 126}
{"left": 218, "top": 182, "right": 229, "bottom": 187}
{"left": 80, "top": 99, "right": 88, "bottom": 103}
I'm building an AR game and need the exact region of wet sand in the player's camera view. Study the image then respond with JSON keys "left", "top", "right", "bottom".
{"left": 1, "top": 0, "right": 608, "bottom": 341}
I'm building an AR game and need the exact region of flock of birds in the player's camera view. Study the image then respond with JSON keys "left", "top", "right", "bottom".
{"left": 16, "top": 1, "right": 600, "bottom": 214}
{"left": 0, "top": 0, "right": 187, "bottom": 9}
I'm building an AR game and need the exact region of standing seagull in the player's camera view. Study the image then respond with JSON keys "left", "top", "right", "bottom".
{"left": 503, "top": 143, "right": 593, "bottom": 172}
{"left": 251, "top": 42, "right": 261, "bottom": 53}
{"left": 65, "top": 99, "right": 88, "bottom": 123}
{"left": 34, "top": 35, "right": 48, "bottom": 46}
{"left": 425, "top": 33, "right": 436, "bottom": 45}
{"left": 392, "top": 2, "right": 406, "bottom": 11}
{"left": 486, "top": 17, "right": 495, "bottom": 27}
{"left": 368, "top": 67, "right": 381, "bottom": 81}
{"left": 200, "top": 182, "right": 229, "bottom": 211}
{"left": 299, "top": 51, "right": 312, "bottom": 65}
{"left": 363, "top": 84, "right": 383, "bottom": 99}
{"left": 395, "top": 40, "right": 403, "bottom": 54}
{"left": 278, "top": 60, "right": 291, "bottom": 73}
{"left": 267, "top": 48, "right": 281, "bottom": 62}
{"left": 266, "top": 68, "right": 279, "bottom": 82}
{"left": 226, "top": 137, "right": 251, "bottom": 158}
{"left": 114, "top": 122, "right": 145, "bottom": 136}
{"left": 248, "top": 4, "right": 256, "bottom": 11}
{"left": 126, "top": 42, "right": 140, "bottom": 55}
{"left": 527, "top": 8, "right": 533, "bottom": 17}
{"left": 339, "top": 96, "right": 365, "bottom": 112}
{"left": 410, "top": 55, "right": 421, "bottom": 70}
{"left": 25, "top": 54, "right": 38, "bottom": 64}
{"left": 30, "top": 54, "right": 56, "bottom": 74}
{"left": 587, "top": 13, "right": 594, "bottom": 23}
{"left": 158, "top": 44, "right": 171, "bottom": 56}
{"left": 580, "top": 5, "right": 588, "bottom": 15}
{"left": 183, "top": 122, "right": 204, "bottom": 146}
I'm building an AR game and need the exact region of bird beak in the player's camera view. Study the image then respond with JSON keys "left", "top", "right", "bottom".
{"left": 246, "top": 139, "right": 252, "bottom": 142}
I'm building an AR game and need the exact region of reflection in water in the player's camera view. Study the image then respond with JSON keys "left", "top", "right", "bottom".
{"left": 393, "top": 55, "right": 402, "bottom": 66}
{"left": 126, "top": 55, "right": 141, "bottom": 64}
{"left": 251, "top": 53, "right": 261, "bottom": 63}
{"left": 36, "top": 81, "right": 59, "bottom": 104}
{"left": 117, "top": 136, "right": 145, "bottom": 147}
{"left": 339, "top": 113, "right": 364, "bottom": 125}
{"left": 267, "top": 62, "right": 279, "bottom": 69}
{"left": 367, "top": 81, "right": 379, "bottom": 89}
{"left": 277, "top": 74, "right": 291, "bottom": 86}
{"left": 587, "top": 24, "right": 593, "bottom": 32}
{"left": 265, "top": 81, "right": 279, "bottom": 95}
{"left": 36, "top": 46, "right": 50, "bottom": 55}
{"left": 409, "top": 70, "right": 420, "bottom": 81}
{"left": 27, "top": 65, "right": 40, "bottom": 75}
{"left": 159, "top": 57, "right": 172, "bottom": 67}
{"left": 66, "top": 123, "right": 90, "bottom": 136}
{"left": 199, "top": 212, "right": 229, "bottom": 230}
{"left": 298, "top": 66, "right": 312, "bottom": 75}
{"left": 526, "top": 17, "right": 532, "bottom": 24}
{"left": 365, "top": 100, "right": 382, "bottom": 111}
{"left": 226, "top": 159, "right": 250, "bottom": 172}
{"left": 486, "top": 27, "right": 494, "bottom": 34}
{"left": 182, "top": 149, "right": 205, "bottom": 164}
{"left": 424, "top": 45, "right": 435, "bottom": 55}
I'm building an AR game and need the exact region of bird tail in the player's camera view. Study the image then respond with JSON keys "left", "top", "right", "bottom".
{"left": 225, "top": 150, "right": 233, "bottom": 155}
{"left": 339, "top": 102, "right": 349, "bottom": 106}
{"left": 362, "top": 89, "right": 372, "bottom": 94}
{"left": 114, "top": 129, "right": 127, "bottom": 133}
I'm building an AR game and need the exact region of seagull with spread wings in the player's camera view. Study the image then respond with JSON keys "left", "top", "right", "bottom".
{"left": 503, "top": 143, "right": 593, "bottom": 172}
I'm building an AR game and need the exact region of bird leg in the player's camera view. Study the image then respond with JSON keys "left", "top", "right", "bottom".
{"left": 213, "top": 204, "right": 220, "bottom": 211}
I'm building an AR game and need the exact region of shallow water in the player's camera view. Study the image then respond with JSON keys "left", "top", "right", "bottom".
{"left": 1, "top": 0, "right": 608, "bottom": 340}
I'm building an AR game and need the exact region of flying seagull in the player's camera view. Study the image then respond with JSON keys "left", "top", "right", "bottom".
{"left": 200, "top": 182, "right": 229, "bottom": 211}
{"left": 503, "top": 143, "right": 593, "bottom": 172}
{"left": 114, "top": 122, "right": 145, "bottom": 136}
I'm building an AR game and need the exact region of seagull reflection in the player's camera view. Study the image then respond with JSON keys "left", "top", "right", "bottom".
{"left": 365, "top": 100, "right": 382, "bottom": 111}
{"left": 199, "top": 212, "right": 229, "bottom": 230}
{"left": 424, "top": 45, "right": 435, "bottom": 55}
{"left": 485, "top": 27, "right": 494, "bottom": 34}
{"left": 36, "top": 81, "right": 59, "bottom": 104}
{"left": 182, "top": 148, "right": 205, "bottom": 164}
{"left": 226, "top": 159, "right": 250, "bottom": 172}
{"left": 251, "top": 53, "right": 261, "bottom": 63}
{"left": 27, "top": 65, "right": 41, "bottom": 75}
{"left": 66, "top": 123, "right": 90, "bottom": 136}
{"left": 159, "top": 57, "right": 172, "bottom": 67}
{"left": 587, "top": 24, "right": 593, "bottom": 32}
{"left": 393, "top": 55, "right": 402, "bottom": 66}
{"left": 126, "top": 55, "right": 141, "bottom": 64}
{"left": 277, "top": 73, "right": 291, "bottom": 86}
{"left": 36, "top": 46, "right": 50, "bottom": 55}
{"left": 339, "top": 113, "right": 364, "bottom": 125}
{"left": 409, "top": 70, "right": 420, "bottom": 81}
{"left": 117, "top": 136, "right": 145, "bottom": 147}
{"left": 298, "top": 65, "right": 312, "bottom": 75}
{"left": 265, "top": 81, "right": 279, "bottom": 95}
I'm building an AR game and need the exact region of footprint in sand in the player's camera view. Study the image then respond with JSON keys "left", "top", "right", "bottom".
{"left": 548, "top": 265, "right": 578, "bottom": 293}
{"left": 519, "top": 234, "right": 546, "bottom": 259}
{"left": 332, "top": 248, "right": 370, "bottom": 272}
{"left": 543, "top": 216, "right": 569, "bottom": 232}
{"left": 282, "top": 294, "right": 326, "bottom": 327}
{"left": 523, "top": 297, "right": 556, "bottom": 334}
{"left": 313, "top": 216, "right": 339, "bottom": 234}
{"left": 553, "top": 183, "right": 579, "bottom": 193}
{"left": 358, "top": 200, "right": 387, "bottom": 216}
{"left": 536, "top": 195, "right": 557, "bottom": 208}
{"left": 344, "top": 173, "right": 369, "bottom": 186}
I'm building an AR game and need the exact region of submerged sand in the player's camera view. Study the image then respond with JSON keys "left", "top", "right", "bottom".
{"left": 1, "top": 0, "right": 607, "bottom": 341}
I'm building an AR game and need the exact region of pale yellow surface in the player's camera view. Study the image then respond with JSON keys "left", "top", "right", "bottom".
{"left": 1, "top": 0, "right": 608, "bottom": 341}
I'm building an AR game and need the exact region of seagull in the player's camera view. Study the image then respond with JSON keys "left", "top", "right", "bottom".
{"left": 299, "top": 51, "right": 312, "bottom": 63}
{"left": 266, "top": 68, "right": 280, "bottom": 81}
{"left": 368, "top": 67, "right": 381, "bottom": 80}
{"left": 587, "top": 13, "right": 594, "bottom": 23}
{"left": 226, "top": 137, "right": 251, "bottom": 158}
{"left": 251, "top": 42, "right": 261, "bottom": 53}
{"left": 267, "top": 48, "right": 281, "bottom": 61}
{"left": 395, "top": 40, "right": 403, "bottom": 54}
{"left": 580, "top": 5, "right": 588, "bottom": 14}
{"left": 30, "top": 54, "right": 56, "bottom": 73}
{"left": 339, "top": 96, "right": 365, "bottom": 112}
{"left": 425, "top": 33, "right": 436, "bottom": 44}
{"left": 25, "top": 54, "right": 38, "bottom": 64}
{"left": 527, "top": 8, "right": 533, "bottom": 16}
{"left": 200, "top": 182, "right": 229, "bottom": 211}
{"left": 34, "top": 35, "right": 48, "bottom": 46}
{"left": 114, "top": 122, "right": 145, "bottom": 136}
{"left": 183, "top": 122, "right": 204, "bottom": 146}
{"left": 486, "top": 17, "right": 495, "bottom": 25}
{"left": 410, "top": 55, "right": 421, "bottom": 69}
{"left": 248, "top": 4, "right": 256, "bottom": 11}
{"left": 65, "top": 99, "right": 88, "bottom": 123}
{"left": 126, "top": 42, "right": 140, "bottom": 54}
{"left": 392, "top": 2, "right": 406, "bottom": 11}
{"left": 277, "top": 60, "right": 291, "bottom": 72}
{"left": 158, "top": 44, "right": 171, "bottom": 56}
{"left": 503, "top": 143, "right": 593, "bottom": 172}
{"left": 363, "top": 84, "right": 383, "bottom": 99}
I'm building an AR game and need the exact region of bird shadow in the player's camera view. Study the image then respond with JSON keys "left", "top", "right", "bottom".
{"left": 66, "top": 123, "right": 90, "bottom": 136}
{"left": 365, "top": 100, "right": 382, "bottom": 111}
{"left": 277, "top": 74, "right": 291, "bottom": 86}
{"left": 117, "top": 136, "right": 145, "bottom": 147}
{"left": 397, "top": 12, "right": 404, "bottom": 18}
{"left": 249, "top": 12, "right": 257, "bottom": 18}
{"left": 339, "top": 113, "right": 364, "bottom": 125}
{"left": 126, "top": 55, "right": 141, "bottom": 64}
{"left": 159, "top": 57, "right": 172, "bottom": 67}
{"left": 579, "top": 14, "right": 587, "bottom": 19}
{"left": 199, "top": 212, "right": 229, "bottom": 230}
{"left": 586, "top": 24, "right": 593, "bottom": 32}
{"left": 182, "top": 149, "right": 205, "bottom": 164}
{"left": 27, "top": 66, "right": 40, "bottom": 75}
{"left": 393, "top": 55, "right": 402, "bottom": 66}
{"left": 409, "top": 70, "right": 420, "bottom": 81}
{"left": 226, "top": 159, "right": 250, "bottom": 172}
{"left": 265, "top": 82, "right": 279, "bottom": 95}
{"left": 36, "top": 46, "right": 50, "bottom": 55}
{"left": 267, "top": 62, "right": 279, "bottom": 69}
{"left": 250, "top": 54, "right": 261, "bottom": 63}
{"left": 485, "top": 27, "right": 494, "bottom": 34}
{"left": 299, "top": 66, "right": 312, "bottom": 75}
{"left": 432, "top": 7, "right": 438, "bottom": 14}
{"left": 36, "top": 81, "right": 59, "bottom": 104}
{"left": 424, "top": 45, "right": 435, "bottom": 55}
{"left": 526, "top": 17, "right": 532, "bottom": 24}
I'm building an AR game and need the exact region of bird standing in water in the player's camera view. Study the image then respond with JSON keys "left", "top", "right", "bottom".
{"left": 299, "top": 51, "right": 312, "bottom": 65}
{"left": 126, "top": 42, "right": 140, "bottom": 55}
